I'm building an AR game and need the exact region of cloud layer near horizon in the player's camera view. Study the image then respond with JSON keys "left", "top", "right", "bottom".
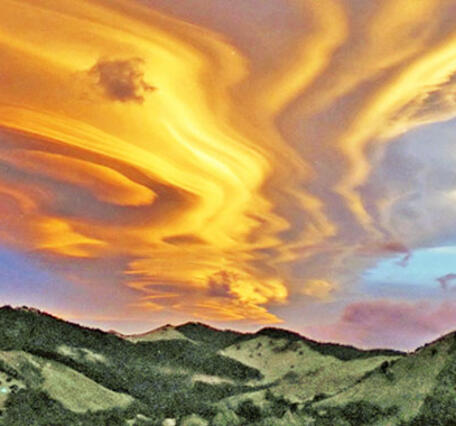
{"left": 304, "top": 299, "right": 456, "bottom": 351}
{"left": 1, "top": 0, "right": 456, "bottom": 347}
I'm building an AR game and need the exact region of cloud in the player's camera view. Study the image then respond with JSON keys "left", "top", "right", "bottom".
{"left": 436, "top": 273, "right": 456, "bottom": 290}
{"left": 303, "top": 299, "right": 456, "bottom": 351}
{"left": 88, "top": 58, "right": 156, "bottom": 103}
{"left": 300, "top": 279, "right": 335, "bottom": 299}
{"left": 3, "top": 0, "right": 456, "bottom": 333}
{"left": 396, "top": 252, "right": 412, "bottom": 268}
{"left": 397, "top": 71, "right": 456, "bottom": 127}
{"left": 206, "top": 270, "right": 237, "bottom": 298}
{"left": 375, "top": 242, "right": 411, "bottom": 267}
{"left": 127, "top": 266, "right": 288, "bottom": 324}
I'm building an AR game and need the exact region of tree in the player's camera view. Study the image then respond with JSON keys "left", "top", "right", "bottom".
{"left": 236, "top": 399, "right": 263, "bottom": 423}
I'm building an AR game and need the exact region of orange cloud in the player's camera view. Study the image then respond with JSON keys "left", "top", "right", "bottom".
{"left": 1, "top": 0, "right": 456, "bottom": 328}
{"left": 0, "top": 149, "right": 156, "bottom": 207}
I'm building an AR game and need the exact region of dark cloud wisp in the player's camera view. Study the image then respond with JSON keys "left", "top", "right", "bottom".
{"left": 88, "top": 58, "right": 156, "bottom": 103}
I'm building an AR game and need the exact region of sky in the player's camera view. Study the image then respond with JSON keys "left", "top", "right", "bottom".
{"left": 1, "top": 0, "right": 456, "bottom": 351}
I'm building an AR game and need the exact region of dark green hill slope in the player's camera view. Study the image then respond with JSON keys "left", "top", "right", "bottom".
{"left": 175, "top": 322, "right": 402, "bottom": 359}
{"left": 256, "top": 328, "right": 401, "bottom": 360}
{"left": 175, "top": 322, "right": 245, "bottom": 350}
{"left": 0, "top": 306, "right": 264, "bottom": 425}
{"left": 304, "top": 332, "right": 456, "bottom": 425}
{"left": 0, "top": 305, "right": 454, "bottom": 425}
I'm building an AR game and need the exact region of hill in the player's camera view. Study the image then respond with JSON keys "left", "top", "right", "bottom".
{"left": 0, "top": 305, "right": 454, "bottom": 425}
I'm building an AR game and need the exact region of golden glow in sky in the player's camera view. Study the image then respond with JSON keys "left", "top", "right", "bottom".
{"left": 1, "top": 0, "right": 456, "bottom": 337}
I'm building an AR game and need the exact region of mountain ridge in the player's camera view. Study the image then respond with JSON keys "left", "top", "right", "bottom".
{"left": 7, "top": 305, "right": 409, "bottom": 352}
{"left": 12, "top": 305, "right": 451, "bottom": 355}
{"left": 0, "top": 305, "right": 455, "bottom": 425}
{"left": 119, "top": 320, "right": 406, "bottom": 355}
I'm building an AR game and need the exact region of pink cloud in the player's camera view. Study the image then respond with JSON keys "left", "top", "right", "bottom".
{"left": 303, "top": 299, "right": 456, "bottom": 351}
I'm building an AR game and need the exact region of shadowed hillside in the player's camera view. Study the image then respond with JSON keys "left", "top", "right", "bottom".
{"left": 0, "top": 305, "right": 455, "bottom": 425}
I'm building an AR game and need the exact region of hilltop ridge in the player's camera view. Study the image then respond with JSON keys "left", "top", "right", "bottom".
{"left": 126, "top": 320, "right": 403, "bottom": 356}
{"left": 0, "top": 305, "right": 454, "bottom": 424}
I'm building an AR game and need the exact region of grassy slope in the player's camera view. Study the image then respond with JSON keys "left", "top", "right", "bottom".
{"left": 0, "top": 370, "right": 24, "bottom": 413}
{"left": 220, "top": 335, "right": 400, "bottom": 401}
{"left": 0, "top": 306, "right": 455, "bottom": 425}
{"left": 126, "top": 325, "right": 192, "bottom": 343}
{"left": 1, "top": 350, "right": 133, "bottom": 413}
{"left": 303, "top": 334, "right": 456, "bottom": 425}
{"left": 174, "top": 323, "right": 456, "bottom": 425}
{"left": 312, "top": 341, "right": 448, "bottom": 422}
{"left": 0, "top": 307, "right": 265, "bottom": 424}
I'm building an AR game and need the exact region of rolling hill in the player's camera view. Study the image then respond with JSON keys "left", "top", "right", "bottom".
{"left": 0, "top": 305, "right": 454, "bottom": 425}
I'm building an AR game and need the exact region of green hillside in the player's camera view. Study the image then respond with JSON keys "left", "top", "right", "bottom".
{"left": 0, "top": 305, "right": 454, "bottom": 425}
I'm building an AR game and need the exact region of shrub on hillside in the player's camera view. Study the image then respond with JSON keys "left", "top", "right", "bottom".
{"left": 307, "top": 400, "right": 399, "bottom": 425}
{"left": 212, "top": 407, "right": 242, "bottom": 426}
{"left": 282, "top": 371, "right": 300, "bottom": 384}
{"left": 236, "top": 399, "right": 263, "bottom": 423}
{"left": 411, "top": 357, "right": 456, "bottom": 424}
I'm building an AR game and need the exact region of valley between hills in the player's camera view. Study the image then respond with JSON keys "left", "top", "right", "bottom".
{"left": 0, "top": 306, "right": 454, "bottom": 425}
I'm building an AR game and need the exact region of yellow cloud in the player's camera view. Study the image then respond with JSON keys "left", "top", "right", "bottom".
{"left": 301, "top": 280, "right": 335, "bottom": 300}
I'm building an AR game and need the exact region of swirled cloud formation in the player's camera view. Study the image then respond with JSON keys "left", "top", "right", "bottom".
{"left": 1, "top": 0, "right": 456, "bottom": 347}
